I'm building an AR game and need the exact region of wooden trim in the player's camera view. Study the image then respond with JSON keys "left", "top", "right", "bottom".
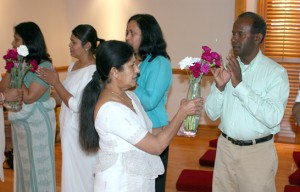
{"left": 172, "top": 68, "right": 213, "bottom": 76}
{"left": 52, "top": 66, "right": 213, "bottom": 76}
{"left": 1, "top": 66, "right": 69, "bottom": 77}
{"left": 235, "top": 0, "right": 247, "bottom": 19}
{"left": 53, "top": 66, "right": 214, "bottom": 76}
{"left": 257, "top": 0, "right": 265, "bottom": 16}
{"left": 2, "top": 66, "right": 212, "bottom": 76}
{"left": 55, "top": 66, "right": 68, "bottom": 72}
{"left": 172, "top": 68, "right": 187, "bottom": 75}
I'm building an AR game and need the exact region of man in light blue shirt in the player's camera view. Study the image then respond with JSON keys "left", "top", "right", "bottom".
{"left": 205, "top": 12, "right": 289, "bottom": 192}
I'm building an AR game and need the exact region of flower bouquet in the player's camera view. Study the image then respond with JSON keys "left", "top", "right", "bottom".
{"left": 177, "top": 46, "right": 221, "bottom": 137}
{"left": 3, "top": 45, "right": 38, "bottom": 111}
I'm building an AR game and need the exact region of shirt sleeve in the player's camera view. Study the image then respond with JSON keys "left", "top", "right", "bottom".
{"left": 296, "top": 89, "right": 300, "bottom": 102}
{"left": 98, "top": 102, "right": 149, "bottom": 145}
{"left": 68, "top": 93, "right": 83, "bottom": 113}
{"left": 205, "top": 82, "right": 224, "bottom": 121}
{"left": 233, "top": 67, "right": 289, "bottom": 128}
{"left": 134, "top": 57, "right": 172, "bottom": 111}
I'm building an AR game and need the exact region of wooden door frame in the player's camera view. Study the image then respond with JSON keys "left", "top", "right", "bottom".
{"left": 235, "top": 0, "right": 247, "bottom": 18}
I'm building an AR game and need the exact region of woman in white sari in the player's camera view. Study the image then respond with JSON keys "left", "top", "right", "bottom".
{"left": 79, "top": 40, "right": 203, "bottom": 192}
{"left": 38, "top": 25, "right": 105, "bottom": 192}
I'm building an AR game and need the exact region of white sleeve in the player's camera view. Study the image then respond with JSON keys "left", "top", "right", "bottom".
{"left": 296, "top": 90, "right": 300, "bottom": 102}
{"left": 96, "top": 102, "right": 148, "bottom": 145}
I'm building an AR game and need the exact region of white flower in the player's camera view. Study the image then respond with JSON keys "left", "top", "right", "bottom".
{"left": 178, "top": 57, "right": 201, "bottom": 70}
{"left": 17, "top": 45, "right": 29, "bottom": 57}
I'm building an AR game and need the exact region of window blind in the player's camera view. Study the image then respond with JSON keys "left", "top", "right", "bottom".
{"left": 258, "top": 0, "right": 300, "bottom": 143}
{"left": 260, "top": 0, "right": 300, "bottom": 63}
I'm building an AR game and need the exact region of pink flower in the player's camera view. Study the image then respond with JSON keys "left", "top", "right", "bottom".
{"left": 201, "top": 52, "right": 213, "bottom": 63}
{"left": 202, "top": 46, "right": 211, "bottom": 53}
{"left": 211, "top": 52, "right": 221, "bottom": 68}
{"left": 178, "top": 45, "right": 222, "bottom": 80}
{"left": 189, "top": 62, "right": 202, "bottom": 78}
{"left": 215, "top": 60, "right": 221, "bottom": 67}
{"left": 201, "top": 63, "right": 210, "bottom": 75}
{"left": 211, "top": 52, "right": 220, "bottom": 60}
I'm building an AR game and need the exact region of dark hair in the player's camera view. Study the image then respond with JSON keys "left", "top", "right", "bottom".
{"left": 14, "top": 21, "right": 52, "bottom": 63}
{"left": 127, "top": 14, "right": 170, "bottom": 62}
{"left": 72, "top": 24, "right": 105, "bottom": 54}
{"left": 238, "top": 12, "right": 266, "bottom": 44}
{"left": 79, "top": 40, "right": 134, "bottom": 152}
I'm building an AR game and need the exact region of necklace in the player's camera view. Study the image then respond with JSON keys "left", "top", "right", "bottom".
{"left": 111, "top": 91, "right": 131, "bottom": 103}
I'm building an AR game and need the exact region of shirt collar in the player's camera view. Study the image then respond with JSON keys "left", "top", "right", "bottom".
{"left": 237, "top": 50, "right": 262, "bottom": 72}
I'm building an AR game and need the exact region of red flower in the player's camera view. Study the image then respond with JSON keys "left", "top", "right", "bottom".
{"left": 3, "top": 46, "right": 39, "bottom": 74}
{"left": 189, "top": 62, "right": 202, "bottom": 78}
{"left": 3, "top": 49, "right": 18, "bottom": 60}
{"left": 30, "top": 59, "right": 39, "bottom": 72}
{"left": 5, "top": 62, "right": 14, "bottom": 72}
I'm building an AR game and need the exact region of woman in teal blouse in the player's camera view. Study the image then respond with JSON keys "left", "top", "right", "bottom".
{"left": 3, "top": 22, "right": 56, "bottom": 192}
{"left": 126, "top": 14, "right": 172, "bottom": 192}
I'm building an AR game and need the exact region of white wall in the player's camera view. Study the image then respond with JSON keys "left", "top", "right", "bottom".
{"left": 65, "top": 0, "right": 234, "bottom": 65}
{"left": 0, "top": 0, "right": 235, "bottom": 125}
{"left": 0, "top": 0, "right": 70, "bottom": 71}
{"left": 247, "top": 0, "right": 258, "bottom": 12}
{"left": 65, "top": 0, "right": 235, "bottom": 124}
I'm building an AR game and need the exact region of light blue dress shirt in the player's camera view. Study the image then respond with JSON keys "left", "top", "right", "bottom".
{"left": 135, "top": 55, "right": 172, "bottom": 128}
{"left": 205, "top": 50, "right": 289, "bottom": 140}
{"left": 295, "top": 89, "right": 300, "bottom": 102}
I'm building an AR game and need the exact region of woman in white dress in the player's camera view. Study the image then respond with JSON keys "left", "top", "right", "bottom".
{"left": 38, "top": 25, "right": 104, "bottom": 192}
{"left": 79, "top": 40, "right": 204, "bottom": 192}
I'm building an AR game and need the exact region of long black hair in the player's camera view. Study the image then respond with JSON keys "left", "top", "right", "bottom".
{"left": 14, "top": 21, "right": 52, "bottom": 64}
{"left": 127, "top": 14, "right": 170, "bottom": 62}
{"left": 79, "top": 40, "right": 134, "bottom": 152}
{"left": 72, "top": 24, "right": 105, "bottom": 54}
